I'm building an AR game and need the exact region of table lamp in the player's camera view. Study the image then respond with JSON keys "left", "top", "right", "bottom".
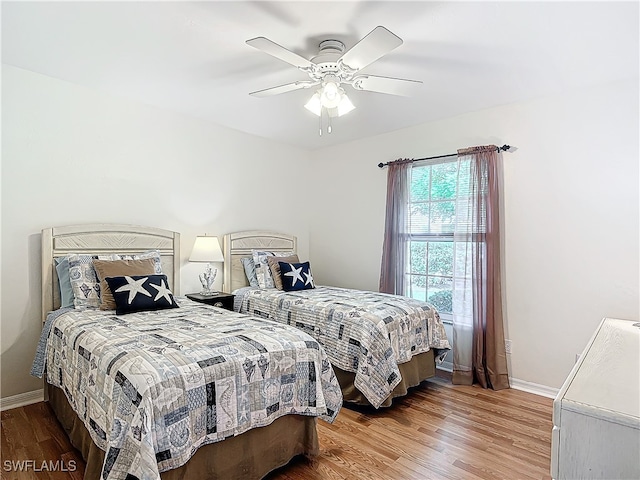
{"left": 189, "top": 235, "right": 224, "bottom": 295}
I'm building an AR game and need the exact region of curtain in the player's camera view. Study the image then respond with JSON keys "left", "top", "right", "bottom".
{"left": 451, "top": 146, "right": 509, "bottom": 390}
{"left": 379, "top": 159, "right": 412, "bottom": 295}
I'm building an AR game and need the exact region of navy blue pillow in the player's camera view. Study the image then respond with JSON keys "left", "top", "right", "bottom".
{"left": 105, "top": 274, "right": 178, "bottom": 315}
{"left": 278, "top": 261, "right": 315, "bottom": 292}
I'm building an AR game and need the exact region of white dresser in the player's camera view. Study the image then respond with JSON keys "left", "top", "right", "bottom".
{"left": 551, "top": 317, "right": 640, "bottom": 479}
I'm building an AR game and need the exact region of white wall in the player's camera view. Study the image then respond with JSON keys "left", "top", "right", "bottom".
{"left": 3, "top": 64, "right": 638, "bottom": 400}
{"left": 309, "top": 78, "right": 639, "bottom": 390}
{"left": 1, "top": 65, "right": 312, "bottom": 399}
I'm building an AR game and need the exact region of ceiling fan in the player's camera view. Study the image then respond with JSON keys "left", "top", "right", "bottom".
{"left": 246, "top": 26, "right": 422, "bottom": 135}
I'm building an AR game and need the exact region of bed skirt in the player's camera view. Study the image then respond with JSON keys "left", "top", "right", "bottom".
{"left": 333, "top": 349, "right": 436, "bottom": 408}
{"left": 47, "top": 384, "right": 319, "bottom": 480}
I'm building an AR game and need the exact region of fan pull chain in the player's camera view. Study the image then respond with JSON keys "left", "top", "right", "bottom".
{"left": 317, "top": 107, "right": 337, "bottom": 136}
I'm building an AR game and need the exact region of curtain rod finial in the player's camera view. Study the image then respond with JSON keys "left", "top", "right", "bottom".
{"left": 378, "top": 162, "right": 385, "bottom": 168}
{"left": 499, "top": 144, "right": 511, "bottom": 152}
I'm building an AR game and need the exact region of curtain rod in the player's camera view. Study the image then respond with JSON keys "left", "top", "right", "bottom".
{"left": 377, "top": 144, "right": 511, "bottom": 168}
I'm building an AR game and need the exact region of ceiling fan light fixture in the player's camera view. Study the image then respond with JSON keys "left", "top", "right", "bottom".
{"left": 337, "top": 94, "right": 355, "bottom": 116}
{"left": 320, "top": 81, "right": 341, "bottom": 108}
{"left": 304, "top": 91, "right": 322, "bottom": 116}
{"left": 305, "top": 84, "right": 356, "bottom": 118}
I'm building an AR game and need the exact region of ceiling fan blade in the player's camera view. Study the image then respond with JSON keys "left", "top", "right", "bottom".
{"left": 351, "top": 75, "right": 422, "bottom": 96}
{"left": 249, "top": 80, "right": 319, "bottom": 98}
{"left": 339, "top": 26, "right": 403, "bottom": 72}
{"left": 246, "top": 37, "right": 314, "bottom": 70}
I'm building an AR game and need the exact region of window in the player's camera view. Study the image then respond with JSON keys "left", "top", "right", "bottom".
{"left": 406, "top": 159, "right": 467, "bottom": 319}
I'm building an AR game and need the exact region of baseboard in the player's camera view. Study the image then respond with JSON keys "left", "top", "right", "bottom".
{"left": 0, "top": 389, "right": 44, "bottom": 411}
{"left": 437, "top": 362, "right": 453, "bottom": 372}
{"left": 436, "top": 366, "right": 558, "bottom": 399}
{"left": 509, "top": 378, "right": 558, "bottom": 399}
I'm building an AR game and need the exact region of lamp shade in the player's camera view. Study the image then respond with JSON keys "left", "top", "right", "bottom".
{"left": 337, "top": 94, "right": 355, "bottom": 116}
{"left": 304, "top": 91, "right": 322, "bottom": 116}
{"left": 189, "top": 236, "right": 224, "bottom": 263}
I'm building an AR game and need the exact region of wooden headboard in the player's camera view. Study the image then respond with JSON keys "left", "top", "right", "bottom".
{"left": 42, "top": 224, "right": 180, "bottom": 319}
{"left": 223, "top": 231, "right": 297, "bottom": 293}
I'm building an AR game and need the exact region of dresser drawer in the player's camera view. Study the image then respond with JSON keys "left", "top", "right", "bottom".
{"left": 552, "top": 318, "right": 640, "bottom": 479}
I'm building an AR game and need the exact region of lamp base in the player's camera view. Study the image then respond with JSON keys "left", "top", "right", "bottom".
{"left": 198, "top": 265, "right": 218, "bottom": 297}
{"left": 198, "top": 289, "right": 219, "bottom": 296}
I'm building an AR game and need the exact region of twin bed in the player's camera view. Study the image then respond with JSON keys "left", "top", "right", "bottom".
{"left": 223, "top": 230, "right": 450, "bottom": 409}
{"left": 36, "top": 224, "right": 341, "bottom": 480}
{"left": 35, "top": 224, "right": 449, "bottom": 480}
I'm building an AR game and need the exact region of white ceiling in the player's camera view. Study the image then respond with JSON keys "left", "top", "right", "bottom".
{"left": 2, "top": 1, "right": 638, "bottom": 150}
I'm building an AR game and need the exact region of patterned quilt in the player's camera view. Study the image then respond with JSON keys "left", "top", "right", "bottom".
{"left": 32, "top": 298, "right": 342, "bottom": 480}
{"left": 235, "top": 286, "right": 451, "bottom": 408}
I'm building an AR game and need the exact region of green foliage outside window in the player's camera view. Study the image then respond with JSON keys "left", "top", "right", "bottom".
{"left": 428, "top": 289, "right": 452, "bottom": 313}
{"left": 409, "top": 242, "right": 427, "bottom": 287}
{"left": 410, "top": 163, "right": 457, "bottom": 228}
{"left": 428, "top": 242, "right": 453, "bottom": 276}
{"left": 407, "top": 161, "right": 461, "bottom": 315}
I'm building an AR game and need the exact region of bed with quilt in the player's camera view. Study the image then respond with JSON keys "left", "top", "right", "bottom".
{"left": 35, "top": 224, "right": 342, "bottom": 480}
{"left": 223, "top": 230, "right": 451, "bottom": 409}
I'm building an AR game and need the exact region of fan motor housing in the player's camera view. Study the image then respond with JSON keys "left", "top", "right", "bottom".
{"left": 310, "top": 40, "right": 347, "bottom": 79}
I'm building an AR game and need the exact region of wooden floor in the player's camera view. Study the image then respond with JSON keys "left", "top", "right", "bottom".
{"left": 1, "top": 375, "right": 553, "bottom": 480}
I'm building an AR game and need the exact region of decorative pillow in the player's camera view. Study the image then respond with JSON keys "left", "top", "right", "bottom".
{"left": 100, "top": 249, "right": 163, "bottom": 274}
{"left": 93, "top": 258, "right": 157, "bottom": 310}
{"left": 68, "top": 254, "right": 101, "bottom": 308}
{"left": 252, "top": 250, "right": 296, "bottom": 289}
{"left": 267, "top": 254, "right": 299, "bottom": 290}
{"left": 279, "top": 261, "right": 315, "bottom": 292}
{"left": 54, "top": 257, "right": 75, "bottom": 308}
{"left": 105, "top": 274, "right": 178, "bottom": 315}
{"left": 67, "top": 250, "right": 163, "bottom": 309}
{"left": 240, "top": 256, "right": 259, "bottom": 287}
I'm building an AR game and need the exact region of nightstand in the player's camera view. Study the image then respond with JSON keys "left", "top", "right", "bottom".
{"left": 186, "top": 292, "right": 235, "bottom": 311}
